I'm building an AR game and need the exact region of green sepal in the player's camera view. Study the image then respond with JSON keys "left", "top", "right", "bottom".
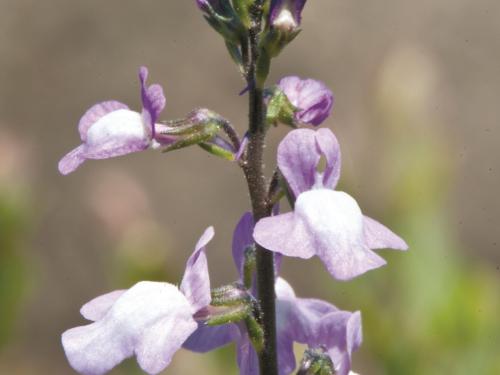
{"left": 225, "top": 41, "right": 244, "bottom": 71}
{"left": 232, "top": 0, "right": 252, "bottom": 28}
{"left": 161, "top": 122, "right": 221, "bottom": 153}
{"left": 199, "top": 142, "right": 235, "bottom": 161}
{"left": 245, "top": 314, "right": 265, "bottom": 353}
{"left": 261, "top": 0, "right": 271, "bottom": 26}
{"left": 297, "top": 348, "right": 336, "bottom": 375}
{"left": 205, "top": 15, "right": 241, "bottom": 44}
{"left": 202, "top": 2, "right": 246, "bottom": 44}
{"left": 205, "top": 304, "right": 250, "bottom": 326}
{"left": 266, "top": 88, "right": 299, "bottom": 127}
{"left": 243, "top": 245, "right": 256, "bottom": 289}
{"left": 211, "top": 283, "right": 250, "bottom": 306}
{"left": 269, "top": 188, "right": 285, "bottom": 207}
{"left": 282, "top": 175, "right": 296, "bottom": 209}
{"left": 261, "top": 27, "right": 302, "bottom": 59}
{"left": 256, "top": 48, "right": 271, "bottom": 88}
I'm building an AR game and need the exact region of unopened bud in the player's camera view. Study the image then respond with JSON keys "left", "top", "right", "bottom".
{"left": 259, "top": 0, "right": 306, "bottom": 61}
{"left": 269, "top": 0, "right": 306, "bottom": 28}
{"left": 272, "top": 7, "right": 298, "bottom": 32}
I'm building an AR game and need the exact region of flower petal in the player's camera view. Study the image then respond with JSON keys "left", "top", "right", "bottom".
{"left": 235, "top": 328, "right": 260, "bottom": 375}
{"left": 183, "top": 323, "right": 237, "bottom": 353}
{"left": 139, "top": 66, "right": 166, "bottom": 133}
{"left": 232, "top": 212, "right": 255, "bottom": 279}
{"left": 80, "top": 290, "right": 125, "bottom": 321}
{"left": 277, "top": 330, "right": 296, "bottom": 375}
{"left": 315, "top": 128, "right": 341, "bottom": 189}
{"left": 83, "top": 109, "right": 151, "bottom": 159}
{"left": 78, "top": 101, "right": 129, "bottom": 142}
{"left": 277, "top": 128, "right": 320, "bottom": 197}
{"left": 234, "top": 211, "right": 283, "bottom": 281}
{"left": 276, "top": 278, "right": 337, "bottom": 344}
{"left": 293, "top": 189, "right": 386, "bottom": 280}
{"left": 363, "top": 216, "right": 408, "bottom": 250}
{"left": 180, "top": 227, "right": 214, "bottom": 312}
{"left": 254, "top": 212, "right": 316, "bottom": 260}
{"left": 273, "top": 278, "right": 298, "bottom": 375}
{"left": 136, "top": 313, "right": 197, "bottom": 374}
{"left": 58, "top": 145, "right": 86, "bottom": 175}
{"left": 312, "top": 311, "right": 362, "bottom": 375}
{"left": 62, "top": 281, "right": 196, "bottom": 375}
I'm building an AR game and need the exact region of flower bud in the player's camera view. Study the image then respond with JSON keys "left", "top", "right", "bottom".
{"left": 269, "top": 0, "right": 306, "bottom": 30}
{"left": 277, "top": 76, "right": 334, "bottom": 126}
{"left": 257, "top": 0, "right": 307, "bottom": 83}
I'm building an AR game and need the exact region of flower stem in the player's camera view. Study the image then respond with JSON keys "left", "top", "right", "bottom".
{"left": 242, "top": 2, "right": 279, "bottom": 374}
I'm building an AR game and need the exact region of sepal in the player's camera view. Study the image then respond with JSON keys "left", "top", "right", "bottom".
{"left": 195, "top": 304, "right": 250, "bottom": 326}
{"left": 211, "top": 283, "right": 251, "bottom": 306}
{"left": 196, "top": 284, "right": 254, "bottom": 327}
{"left": 195, "top": 282, "right": 265, "bottom": 353}
{"left": 232, "top": 0, "right": 253, "bottom": 28}
{"left": 266, "top": 86, "right": 300, "bottom": 127}
{"left": 197, "top": 0, "right": 246, "bottom": 44}
{"left": 256, "top": 49, "right": 272, "bottom": 88}
{"left": 226, "top": 41, "right": 244, "bottom": 73}
{"left": 199, "top": 139, "right": 236, "bottom": 161}
{"left": 159, "top": 109, "right": 235, "bottom": 159}
{"left": 297, "top": 348, "right": 336, "bottom": 375}
{"left": 261, "top": 25, "right": 302, "bottom": 59}
{"left": 242, "top": 244, "right": 257, "bottom": 289}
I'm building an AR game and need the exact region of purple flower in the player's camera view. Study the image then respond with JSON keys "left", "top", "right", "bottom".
{"left": 58, "top": 67, "right": 166, "bottom": 175}
{"left": 254, "top": 128, "right": 408, "bottom": 281}
{"left": 278, "top": 76, "right": 334, "bottom": 126}
{"left": 269, "top": 0, "right": 307, "bottom": 31}
{"left": 184, "top": 213, "right": 361, "bottom": 375}
{"left": 61, "top": 227, "right": 214, "bottom": 375}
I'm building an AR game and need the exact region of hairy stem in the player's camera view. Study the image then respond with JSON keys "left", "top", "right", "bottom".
{"left": 242, "top": 2, "right": 279, "bottom": 374}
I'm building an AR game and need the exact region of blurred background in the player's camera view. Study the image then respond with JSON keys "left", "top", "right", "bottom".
{"left": 0, "top": 0, "right": 499, "bottom": 374}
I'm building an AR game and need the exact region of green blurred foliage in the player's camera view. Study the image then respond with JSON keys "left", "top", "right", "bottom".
{"left": 0, "top": 193, "right": 29, "bottom": 350}
{"left": 326, "top": 49, "right": 500, "bottom": 374}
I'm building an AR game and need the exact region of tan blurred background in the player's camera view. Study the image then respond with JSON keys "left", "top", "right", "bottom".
{"left": 0, "top": 1, "right": 499, "bottom": 374}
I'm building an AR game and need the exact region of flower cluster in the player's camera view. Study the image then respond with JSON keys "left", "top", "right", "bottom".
{"left": 59, "top": 2, "right": 407, "bottom": 375}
